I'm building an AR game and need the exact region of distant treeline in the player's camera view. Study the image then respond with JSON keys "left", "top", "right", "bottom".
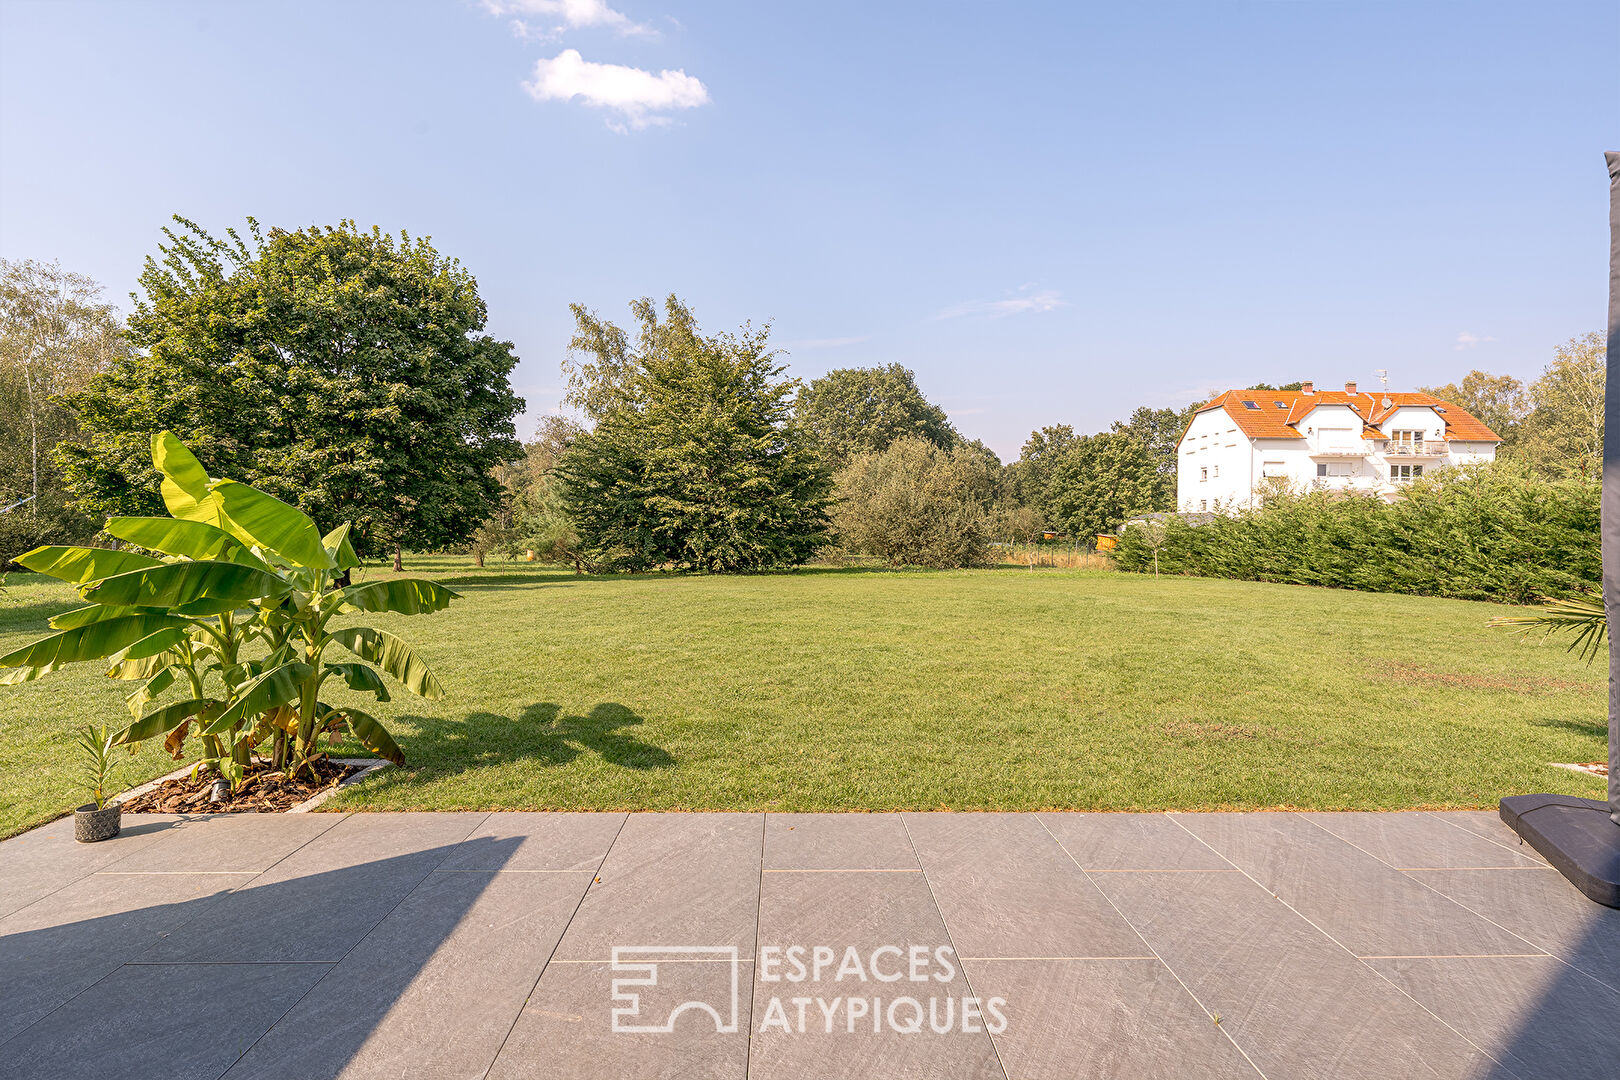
{"left": 1113, "top": 462, "right": 1598, "bottom": 605}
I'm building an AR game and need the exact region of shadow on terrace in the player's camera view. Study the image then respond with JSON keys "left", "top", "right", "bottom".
{"left": 0, "top": 833, "right": 529, "bottom": 1080}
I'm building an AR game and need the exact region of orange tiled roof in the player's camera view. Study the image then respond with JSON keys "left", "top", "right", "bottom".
{"left": 1188, "top": 390, "right": 1501, "bottom": 443}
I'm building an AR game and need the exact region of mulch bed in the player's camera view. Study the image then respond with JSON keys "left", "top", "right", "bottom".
{"left": 121, "top": 758, "right": 357, "bottom": 814}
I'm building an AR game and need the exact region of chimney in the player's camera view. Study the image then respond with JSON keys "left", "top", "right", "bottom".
{"left": 1344, "top": 380, "right": 1357, "bottom": 395}
{"left": 1301, "top": 380, "right": 1314, "bottom": 394}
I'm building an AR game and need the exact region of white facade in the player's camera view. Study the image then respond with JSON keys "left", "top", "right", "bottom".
{"left": 1177, "top": 390, "right": 1498, "bottom": 513}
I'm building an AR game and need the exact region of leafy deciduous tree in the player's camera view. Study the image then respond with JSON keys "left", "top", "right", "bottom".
{"left": 56, "top": 218, "right": 523, "bottom": 569}
{"left": 557, "top": 296, "right": 831, "bottom": 572}
{"left": 1516, "top": 332, "right": 1605, "bottom": 477}
{"left": 793, "top": 363, "right": 958, "bottom": 466}
{"left": 1417, "top": 370, "right": 1530, "bottom": 450}
{"left": 1043, "top": 431, "right": 1158, "bottom": 540}
{"left": 0, "top": 259, "right": 126, "bottom": 557}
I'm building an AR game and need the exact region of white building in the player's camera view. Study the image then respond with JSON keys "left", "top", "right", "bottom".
{"left": 1177, "top": 380, "right": 1500, "bottom": 512}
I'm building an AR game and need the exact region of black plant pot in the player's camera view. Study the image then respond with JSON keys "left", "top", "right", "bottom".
{"left": 74, "top": 802, "right": 121, "bottom": 843}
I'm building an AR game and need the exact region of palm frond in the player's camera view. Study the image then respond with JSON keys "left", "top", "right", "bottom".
{"left": 1490, "top": 593, "right": 1608, "bottom": 664}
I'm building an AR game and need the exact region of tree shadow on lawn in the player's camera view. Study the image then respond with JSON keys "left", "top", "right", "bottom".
{"left": 1528, "top": 716, "right": 1609, "bottom": 740}
{"left": 394, "top": 702, "right": 676, "bottom": 781}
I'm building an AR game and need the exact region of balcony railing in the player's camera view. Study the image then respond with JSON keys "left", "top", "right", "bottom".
{"left": 1307, "top": 446, "right": 1369, "bottom": 458}
{"left": 1383, "top": 441, "right": 1449, "bottom": 457}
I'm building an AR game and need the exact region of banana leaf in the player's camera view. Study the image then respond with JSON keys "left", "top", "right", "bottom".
{"left": 328, "top": 626, "right": 446, "bottom": 698}
{"left": 200, "top": 661, "right": 313, "bottom": 734}
{"left": 324, "top": 662, "right": 392, "bottom": 701}
{"left": 153, "top": 431, "right": 231, "bottom": 531}
{"left": 0, "top": 615, "right": 192, "bottom": 674}
{"left": 324, "top": 703, "right": 404, "bottom": 765}
{"left": 335, "top": 578, "right": 459, "bottom": 617}
{"left": 16, "top": 545, "right": 162, "bottom": 584}
{"left": 113, "top": 697, "right": 216, "bottom": 746}
{"left": 323, "top": 523, "right": 360, "bottom": 571}
{"left": 81, "top": 559, "right": 289, "bottom": 609}
{"left": 104, "top": 517, "right": 272, "bottom": 571}
{"left": 211, "top": 479, "right": 330, "bottom": 569}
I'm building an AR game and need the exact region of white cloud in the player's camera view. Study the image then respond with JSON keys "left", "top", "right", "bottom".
{"left": 483, "top": 0, "right": 655, "bottom": 39}
{"left": 524, "top": 49, "right": 709, "bottom": 131}
{"left": 936, "top": 287, "right": 1065, "bottom": 320}
{"left": 1454, "top": 331, "right": 1496, "bottom": 351}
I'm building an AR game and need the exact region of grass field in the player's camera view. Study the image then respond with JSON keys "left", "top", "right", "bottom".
{"left": 0, "top": 555, "right": 1607, "bottom": 837}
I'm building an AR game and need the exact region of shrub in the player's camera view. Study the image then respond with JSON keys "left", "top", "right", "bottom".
{"left": 1113, "top": 461, "right": 1598, "bottom": 604}
{"left": 831, "top": 437, "right": 999, "bottom": 568}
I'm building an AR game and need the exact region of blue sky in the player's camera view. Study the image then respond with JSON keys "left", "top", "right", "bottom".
{"left": 1, "top": 0, "right": 1614, "bottom": 459}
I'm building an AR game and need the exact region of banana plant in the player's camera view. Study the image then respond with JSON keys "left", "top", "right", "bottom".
{"left": 1, "top": 431, "right": 458, "bottom": 785}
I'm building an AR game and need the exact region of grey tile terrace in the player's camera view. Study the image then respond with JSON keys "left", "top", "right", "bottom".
{"left": 0, "top": 809, "right": 1613, "bottom": 1079}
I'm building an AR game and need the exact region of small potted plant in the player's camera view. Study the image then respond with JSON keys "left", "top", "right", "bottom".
{"left": 74, "top": 723, "right": 121, "bottom": 843}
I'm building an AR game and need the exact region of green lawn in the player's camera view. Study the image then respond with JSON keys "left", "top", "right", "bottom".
{"left": 0, "top": 555, "right": 1607, "bottom": 837}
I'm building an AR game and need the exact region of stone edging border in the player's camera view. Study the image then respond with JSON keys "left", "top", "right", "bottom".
{"left": 112, "top": 758, "right": 393, "bottom": 812}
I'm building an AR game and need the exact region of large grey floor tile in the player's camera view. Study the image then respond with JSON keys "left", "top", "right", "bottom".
{"left": 225, "top": 869, "right": 593, "bottom": 1079}
{"left": 765, "top": 813, "right": 918, "bottom": 870}
{"left": 961, "top": 958, "right": 1259, "bottom": 1080}
{"left": 139, "top": 812, "right": 491, "bottom": 963}
{"left": 1408, "top": 868, "right": 1620, "bottom": 992}
{"left": 0, "top": 813, "right": 183, "bottom": 918}
{"left": 904, "top": 813, "right": 1146, "bottom": 959}
{"left": 1366, "top": 955, "right": 1620, "bottom": 1080}
{"left": 1177, "top": 813, "right": 1537, "bottom": 957}
{"left": 552, "top": 813, "right": 762, "bottom": 962}
{"left": 1439, "top": 812, "right": 1550, "bottom": 865}
{"left": 750, "top": 869, "right": 1003, "bottom": 1079}
{"left": 99, "top": 812, "right": 346, "bottom": 874}
{"left": 0, "top": 870, "right": 251, "bottom": 1045}
{"left": 1300, "top": 812, "right": 1543, "bottom": 870}
{"left": 1038, "top": 813, "right": 1235, "bottom": 871}
{"left": 437, "top": 811, "right": 626, "bottom": 871}
{"left": 1095, "top": 870, "right": 1500, "bottom": 1080}
{"left": 488, "top": 959, "right": 752, "bottom": 1080}
{"left": 0, "top": 962, "right": 331, "bottom": 1080}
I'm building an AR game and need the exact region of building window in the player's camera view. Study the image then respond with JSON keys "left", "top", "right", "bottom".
{"left": 1391, "top": 429, "right": 1424, "bottom": 449}
{"left": 1317, "top": 462, "right": 1352, "bottom": 477}
{"left": 1261, "top": 461, "right": 1286, "bottom": 477}
{"left": 1212, "top": 465, "right": 1219, "bottom": 478}
{"left": 1242, "top": 400, "right": 1260, "bottom": 410}
{"left": 1275, "top": 400, "right": 1286, "bottom": 409}
{"left": 1200, "top": 467, "right": 1208, "bottom": 481}
{"left": 1390, "top": 463, "right": 1423, "bottom": 482}
{"left": 1199, "top": 499, "right": 1207, "bottom": 511}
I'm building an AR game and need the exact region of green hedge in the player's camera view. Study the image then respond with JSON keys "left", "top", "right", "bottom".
{"left": 1113, "top": 462, "right": 1599, "bottom": 604}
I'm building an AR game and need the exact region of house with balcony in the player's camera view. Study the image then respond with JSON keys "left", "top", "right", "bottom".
{"left": 1176, "top": 380, "right": 1500, "bottom": 512}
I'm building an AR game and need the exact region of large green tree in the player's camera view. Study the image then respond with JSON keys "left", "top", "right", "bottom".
{"left": 556, "top": 296, "right": 831, "bottom": 572}
{"left": 1008, "top": 424, "right": 1077, "bottom": 521}
{"left": 1043, "top": 431, "right": 1158, "bottom": 540}
{"left": 57, "top": 218, "right": 523, "bottom": 567}
{"left": 793, "top": 363, "right": 958, "bottom": 466}
{"left": 1515, "top": 332, "right": 1605, "bottom": 477}
{"left": 1417, "top": 370, "right": 1530, "bottom": 449}
{"left": 0, "top": 259, "right": 126, "bottom": 557}
{"left": 1110, "top": 404, "right": 1195, "bottom": 512}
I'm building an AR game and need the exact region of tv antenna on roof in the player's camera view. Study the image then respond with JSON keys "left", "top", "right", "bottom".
{"left": 1373, "top": 369, "right": 1393, "bottom": 409}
